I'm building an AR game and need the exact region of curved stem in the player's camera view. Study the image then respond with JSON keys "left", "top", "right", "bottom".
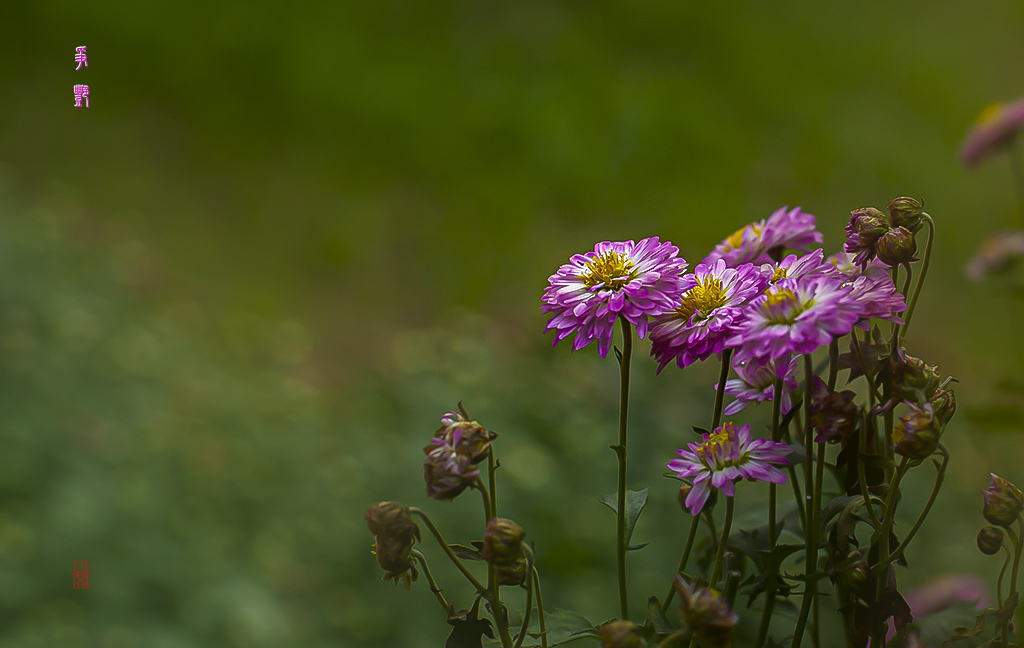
{"left": 664, "top": 513, "right": 701, "bottom": 612}
{"left": 901, "top": 214, "right": 934, "bottom": 336}
{"left": 615, "top": 316, "right": 633, "bottom": 620}
{"left": 514, "top": 546, "right": 536, "bottom": 648}
{"left": 410, "top": 508, "right": 487, "bottom": 593}
{"left": 710, "top": 496, "right": 735, "bottom": 589}
{"left": 412, "top": 550, "right": 453, "bottom": 616}
{"left": 891, "top": 264, "right": 913, "bottom": 345}
{"left": 533, "top": 568, "right": 548, "bottom": 648}
{"left": 887, "top": 445, "right": 949, "bottom": 563}
{"left": 478, "top": 479, "right": 494, "bottom": 523}
{"left": 1010, "top": 515, "right": 1024, "bottom": 602}
{"left": 712, "top": 349, "right": 733, "bottom": 431}
{"left": 998, "top": 548, "right": 1010, "bottom": 609}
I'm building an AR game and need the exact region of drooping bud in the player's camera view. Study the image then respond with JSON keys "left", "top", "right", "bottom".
{"left": 675, "top": 576, "right": 740, "bottom": 648}
{"left": 892, "top": 403, "right": 941, "bottom": 460}
{"left": 977, "top": 526, "right": 1005, "bottom": 555}
{"left": 482, "top": 517, "right": 526, "bottom": 566}
{"left": 930, "top": 388, "right": 957, "bottom": 427}
{"left": 887, "top": 197, "right": 925, "bottom": 233}
{"left": 889, "top": 347, "right": 941, "bottom": 403}
{"left": 876, "top": 226, "right": 919, "bottom": 267}
{"left": 810, "top": 377, "right": 861, "bottom": 444}
{"left": 983, "top": 473, "right": 1024, "bottom": 528}
{"left": 844, "top": 207, "right": 891, "bottom": 266}
{"left": 598, "top": 620, "right": 644, "bottom": 648}
{"left": 423, "top": 441, "right": 480, "bottom": 501}
{"left": 365, "top": 502, "right": 421, "bottom": 589}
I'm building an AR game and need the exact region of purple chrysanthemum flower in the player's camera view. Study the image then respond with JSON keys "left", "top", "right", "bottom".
{"left": 823, "top": 253, "right": 906, "bottom": 327}
{"left": 705, "top": 206, "right": 824, "bottom": 267}
{"left": 718, "top": 356, "right": 798, "bottom": 416}
{"left": 761, "top": 249, "right": 830, "bottom": 284}
{"left": 649, "top": 260, "right": 768, "bottom": 371}
{"left": 726, "top": 274, "right": 865, "bottom": 365}
{"left": 826, "top": 251, "right": 889, "bottom": 280}
{"left": 669, "top": 422, "right": 791, "bottom": 514}
{"left": 960, "top": 97, "right": 1024, "bottom": 168}
{"left": 541, "top": 237, "right": 688, "bottom": 357}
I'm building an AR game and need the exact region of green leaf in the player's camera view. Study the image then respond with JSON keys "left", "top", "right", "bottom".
{"left": 628, "top": 542, "right": 649, "bottom": 551}
{"left": 820, "top": 494, "right": 862, "bottom": 528}
{"left": 538, "top": 609, "right": 600, "bottom": 646}
{"left": 448, "top": 544, "right": 485, "bottom": 561}
{"left": 600, "top": 488, "right": 650, "bottom": 545}
{"left": 913, "top": 600, "right": 980, "bottom": 647}
{"left": 692, "top": 426, "right": 710, "bottom": 436}
{"left": 647, "top": 596, "right": 678, "bottom": 636}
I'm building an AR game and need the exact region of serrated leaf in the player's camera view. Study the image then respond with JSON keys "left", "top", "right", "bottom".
{"left": 600, "top": 488, "right": 650, "bottom": 545}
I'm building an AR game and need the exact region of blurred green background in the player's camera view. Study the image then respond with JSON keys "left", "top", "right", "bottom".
{"left": 2, "top": 1, "right": 1024, "bottom": 646}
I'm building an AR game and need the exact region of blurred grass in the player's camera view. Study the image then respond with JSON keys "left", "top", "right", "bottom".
{"left": 2, "top": 1, "right": 1024, "bottom": 646}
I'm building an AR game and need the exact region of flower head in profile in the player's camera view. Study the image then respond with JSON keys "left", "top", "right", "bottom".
{"left": 719, "top": 356, "right": 798, "bottom": 416}
{"left": 826, "top": 251, "right": 890, "bottom": 280}
{"left": 761, "top": 249, "right": 830, "bottom": 284}
{"left": 649, "top": 260, "right": 768, "bottom": 371}
{"left": 541, "top": 237, "right": 688, "bottom": 357}
{"left": 960, "top": 97, "right": 1024, "bottom": 168}
{"left": 423, "top": 404, "right": 496, "bottom": 501}
{"left": 668, "top": 422, "right": 791, "bottom": 514}
{"left": 726, "top": 275, "right": 864, "bottom": 365}
{"left": 705, "top": 206, "right": 823, "bottom": 267}
{"left": 675, "top": 577, "right": 740, "bottom": 648}
{"left": 965, "top": 230, "right": 1024, "bottom": 282}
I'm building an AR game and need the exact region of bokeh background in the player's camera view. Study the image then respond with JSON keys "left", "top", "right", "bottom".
{"left": 2, "top": 1, "right": 1024, "bottom": 646}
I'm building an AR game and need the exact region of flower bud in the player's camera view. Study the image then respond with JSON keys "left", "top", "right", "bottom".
{"left": 887, "top": 197, "right": 924, "bottom": 233}
{"left": 365, "top": 502, "right": 421, "bottom": 589}
{"left": 930, "top": 388, "right": 957, "bottom": 427}
{"left": 598, "top": 620, "right": 644, "bottom": 648}
{"left": 675, "top": 576, "right": 739, "bottom": 648}
{"left": 983, "top": 473, "right": 1024, "bottom": 528}
{"left": 890, "top": 348, "right": 941, "bottom": 403}
{"left": 496, "top": 555, "right": 529, "bottom": 586}
{"left": 977, "top": 526, "right": 1005, "bottom": 555}
{"left": 678, "top": 483, "right": 692, "bottom": 512}
{"left": 842, "top": 560, "right": 871, "bottom": 589}
{"left": 892, "top": 403, "right": 941, "bottom": 460}
{"left": 844, "top": 207, "right": 891, "bottom": 265}
{"left": 876, "top": 226, "right": 919, "bottom": 267}
{"left": 482, "top": 517, "right": 526, "bottom": 566}
{"left": 423, "top": 443, "right": 480, "bottom": 501}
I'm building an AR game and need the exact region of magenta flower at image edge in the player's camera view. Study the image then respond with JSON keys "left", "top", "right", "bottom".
{"left": 541, "top": 237, "right": 688, "bottom": 357}
{"left": 960, "top": 96, "right": 1024, "bottom": 167}
{"left": 669, "top": 422, "right": 792, "bottom": 515}
{"left": 649, "top": 259, "right": 769, "bottom": 371}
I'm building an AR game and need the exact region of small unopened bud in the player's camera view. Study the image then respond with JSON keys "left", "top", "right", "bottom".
{"left": 844, "top": 207, "right": 891, "bottom": 265}
{"left": 678, "top": 483, "right": 692, "bottom": 512}
{"left": 892, "top": 403, "right": 941, "bottom": 460}
{"left": 930, "top": 388, "right": 957, "bottom": 427}
{"left": 877, "top": 226, "right": 919, "bottom": 266}
{"left": 675, "top": 576, "right": 739, "bottom": 648}
{"left": 365, "top": 502, "right": 421, "bottom": 589}
{"left": 496, "top": 555, "right": 529, "bottom": 586}
{"left": 983, "top": 473, "right": 1024, "bottom": 528}
{"left": 843, "top": 560, "right": 870, "bottom": 589}
{"left": 887, "top": 197, "right": 924, "bottom": 233}
{"left": 598, "top": 620, "right": 644, "bottom": 648}
{"left": 977, "top": 526, "right": 1005, "bottom": 555}
{"left": 482, "top": 517, "right": 526, "bottom": 566}
{"left": 890, "top": 348, "right": 941, "bottom": 403}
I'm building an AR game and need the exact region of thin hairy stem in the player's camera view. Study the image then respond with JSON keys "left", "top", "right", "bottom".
{"left": 712, "top": 349, "right": 733, "bottom": 431}
{"left": 615, "top": 317, "right": 633, "bottom": 619}
{"left": 412, "top": 550, "right": 453, "bottom": 616}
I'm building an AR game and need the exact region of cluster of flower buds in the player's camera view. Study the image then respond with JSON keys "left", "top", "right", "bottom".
{"left": 674, "top": 576, "right": 739, "bottom": 648}
{"left": 483, "top": 517, "right": 529, "bottom": 586}
{"left": 877, "top": 347, "right": 957, "bottom": 460}
{"left": 423, "top": 403, "right": 497, "bottom": 500}
{"left": 844, "top": 197, "right": 924, "bottom": 268}
{"left": 365, "top": 501, "right": 421, "bottom": 589}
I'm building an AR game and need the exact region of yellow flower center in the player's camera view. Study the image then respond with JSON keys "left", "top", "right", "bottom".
{"left": 771, "top": 266, "right": 788, "bottom": 282}
{"left": 675, "top": 277, "right": 727, "bottom": 322}
{"left": 763, "top": 288, "right": 813, "bottom": 325}
{"left": 695, "top": 423, "right": 740, "bottom": 467}
{"left": 579, "top": 251, "right": 637, "bottom": 290}
{"left": 723, "top": 223, "right": 761, "bottom": 250}
{"left": 976, "top": 103, "right": 1005, "bottom": 127}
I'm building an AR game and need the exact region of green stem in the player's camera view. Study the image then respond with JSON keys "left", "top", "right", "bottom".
{"left": 755, "top": 376, "right": 786, "bottom": 648}
{"left": 853, "top": 330, "right": 883, "bottom": 403}
{"left": 712, "top": 349, "right": 733, "bottom": 431}
{"left": 810, "top": 429, "right": 827, "bottom": 648}
{"left": 827, "top": 338, "right": 839, "bottom": 391}
{"left": 887, "top": 445, "right": 949, "bottom": 563}
{"left": 791, "top": 355, "right": 817, "bottom": 648}
{"left": 892, "top": 264, "right": 913, "bottom": 345}
{"left": 901, "top": 214, "right": 934, "bottom": 336}
{"left": 873, "top": 455, "right": 911, "bottom": 647}
{"left": 664, "top": 513, "right": 701, "bottom": 612}
{"left": 889, "top": 265, "right": 900, "bottom": 348}
{"left": 411, "top": 549, "right": 453, "bottom": 616}
{"left": 478, "top": 479, "right": 494, "bottom": 523}
{"left": 514, "top": 546, "right": 536, "bottom": 648}
{"left": 857, "top": 410, "right": 882, "bottom": 530}
{"left": 489, "top": 451, "right": 498, "bottom": 520}
{"left": 1010, "top": 515, "right": 1024, "bottom": 602}
{"left": 710, "top": 496, "right": 735, "bottom": 589}
{"left": 533, "top": 568, "right": 548, "bottom": 648}
{"left": 615, "top": 317, "right": 633, "bottom": 620}
{"left": 997, "top": 547, "right": 1010, "bottom": 608}
{"left": 410, "top": 507, "right": 488, "bottom": 593}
